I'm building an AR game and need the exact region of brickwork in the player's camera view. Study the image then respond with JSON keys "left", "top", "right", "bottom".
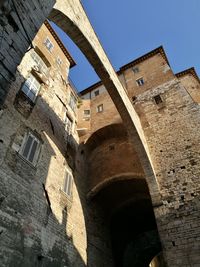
{"left": 134, "top": 79, "right": 200, "bottom": 266}
{"left": 1, "top": 0, "right": 200, "bottom": 266}
{"left": 87, "top": 135, "right": 144, "bottom": 191}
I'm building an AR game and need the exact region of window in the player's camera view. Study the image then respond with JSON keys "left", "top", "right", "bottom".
{"left": 133, "top": 67, "right": 139, "bottom": 73}
{"left": 136, "top": 77, "right": 144, "bottom": 86}
{"left": 84, "top": 110, "right": 90, "bottom": 116}
{"left": 63, "top": 169, "right": 73, "bottom": 198}
{"left": 44, "top": 37, "right": 54, "bottom": 52}
{"left": 94, "top": 90, "right": 99, "bottom": 97}
{"left": 56, "top": 56, "right": 62, "bottom": 65}
{"left": 20, "top": 132, "right": 41, "bottom": 166}
{"left": 31, "top": 51, "right": 48, "bottom": 75}
{"left": 154, "top": 95, "right": 163, "bottom": 105}
{"left": 65, "top": 114, "right": 73, "bottom": 134}
{"left": 97, "top": 104, "right": 103, "bottom": 113}
{"left": 21, "top": 74, "right": 41, "bottom": 102}
{"left": 69, "top": 93, "right": 77, "bottom": 112}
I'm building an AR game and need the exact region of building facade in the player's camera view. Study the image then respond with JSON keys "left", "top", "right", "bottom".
{"left": 1, "top": 1, "right": 200, "bottom": 266}
{"left": 0, "top": 21, "right": 89, "bottom": 267}
{"left": 78, "top": 46, "right": 200, "bottom": 267}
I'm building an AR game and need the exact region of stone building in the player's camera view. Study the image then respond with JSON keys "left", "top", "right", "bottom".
{"left": 0, "top": 20, "right": 88, "bottom": 267}
{"left": 78, "top": 46, "right": 200, "bottom": 266}
{"left": 1, "top": 1, "right": 200, "bottom": 267}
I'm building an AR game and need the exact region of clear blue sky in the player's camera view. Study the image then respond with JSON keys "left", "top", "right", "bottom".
{"left": 52, "top": 0, "right": 200, "bottom": 92}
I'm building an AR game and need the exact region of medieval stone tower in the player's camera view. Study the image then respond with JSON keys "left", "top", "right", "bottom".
{"left": 0, "top": 1, "right": 200, "bottom": 267}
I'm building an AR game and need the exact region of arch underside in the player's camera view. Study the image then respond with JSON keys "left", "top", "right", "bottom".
{"left": 92, "top": 178, "right": 162, "bottom": 267}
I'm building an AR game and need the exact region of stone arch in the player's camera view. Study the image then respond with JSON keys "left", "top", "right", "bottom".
{"left": 92, "top": 178, "right": 162, "bottom": 266}
{"left": 0, "top": 0, "right": 160, "bottom": 203}
{"left": 84, "top": 122, "right": 159, "bottom": 204}
{"left": 48, "top": 1, "right": 161, "bottom": 204}
{"left": 85, "top": 123, "right": 128, "bottom": 151}
{"left": 87, "top": 172, "right": 145, "bottom": 200}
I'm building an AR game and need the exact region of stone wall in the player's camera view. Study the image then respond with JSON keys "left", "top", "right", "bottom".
{"left": 0, "top": 21, "right": 114, "bottom": 267}
{"left": 2, "top": 0, "right": 200, "bottom": 265}
{"left": 0, "top": 0, "right": 55, "bottom": 106}
{"left": 80, "top": 47, "right": 200, "bottom": 266}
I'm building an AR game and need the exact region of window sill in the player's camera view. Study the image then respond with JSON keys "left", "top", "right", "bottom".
{"left": 17, "top": 153, "right": 37, "bottom": 170}
{"left": 60, "top": 188, "right": 72, "bottom": 201}
{"left": 17, "top": 90, "right": 36, "bottom": 105}
{"left": 59, "top": 189, "right": 73, "bottom": 209}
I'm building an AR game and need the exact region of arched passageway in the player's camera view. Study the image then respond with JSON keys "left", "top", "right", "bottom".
{"left": 91, "top": 178, "right": 164, "bottom": 267}
{"left": 2, "top": 2, "right": 200, "bottom": 267}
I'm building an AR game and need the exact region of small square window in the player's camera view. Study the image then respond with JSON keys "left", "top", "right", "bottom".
{"left": 44, "top": 37, "right": 54, "bottom": 52}
{"left": 136, "top": 78, "right": 144, "bottom": 86}
{"left": 63, "top": 169, "right": 73, "bottom": 198}
{"left": 154, "top": 95, "right": 163, "bottom": 105}
{"left": 19, "top": 132, "right": 41, "bottom": 166}
{"left": 84, "top": 110, "right": 90, "bottom": 116}
{"left": 56, "top": 56, "right": 62, "bottom": 65}
{"left": 133, "top": 67, "right": 139, "bottom": 73}
{"left": 94, "top": 90, "right": 99, "bottom": 97}
{"left": 97, "top": 104, "right": 103, "bottom": 113}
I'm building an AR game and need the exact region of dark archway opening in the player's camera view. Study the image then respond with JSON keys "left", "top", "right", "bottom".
{"left": 92, "top": 178, "right": 166, "bottom": 267}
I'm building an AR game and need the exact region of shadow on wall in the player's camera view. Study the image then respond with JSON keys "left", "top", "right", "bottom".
{"left": 0, "top": 68, "right": 92, "bottom": 267}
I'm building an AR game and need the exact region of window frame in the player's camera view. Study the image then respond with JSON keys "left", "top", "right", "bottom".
{"left": 44, "top": 37, "right": 54, "bottom": 52}
{"left": 84, "top": 109, "right": 90, "bottom": 116}
{"left": 56, "top": 56, "right": 62, "bottom": 65}
{"left": 154, "top": 95, "right": 163, "bottom": 105}
{"left": 97, "top": 104, "right": 103, "bottom": 113}
{"left": 94, "top": 90, "right": 99, "bottom": 97}
{"left": 21, "top": 74, "right": 41, "bottom": 102}
{"left": 62, "top": 168, "right": 73, "bottom": 199}
{"left": 19, "top": 132, "right": 41, "bottom": 166}
{"left": 132, "top": 66, "right": 139, "bottom": 74}
{"left": 136, "top": 77, "right": 145, "bottom": 86}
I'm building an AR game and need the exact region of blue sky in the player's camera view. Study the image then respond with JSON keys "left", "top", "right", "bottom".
{"left": 52, "top": 0, "right": 200, "bottom": 92}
